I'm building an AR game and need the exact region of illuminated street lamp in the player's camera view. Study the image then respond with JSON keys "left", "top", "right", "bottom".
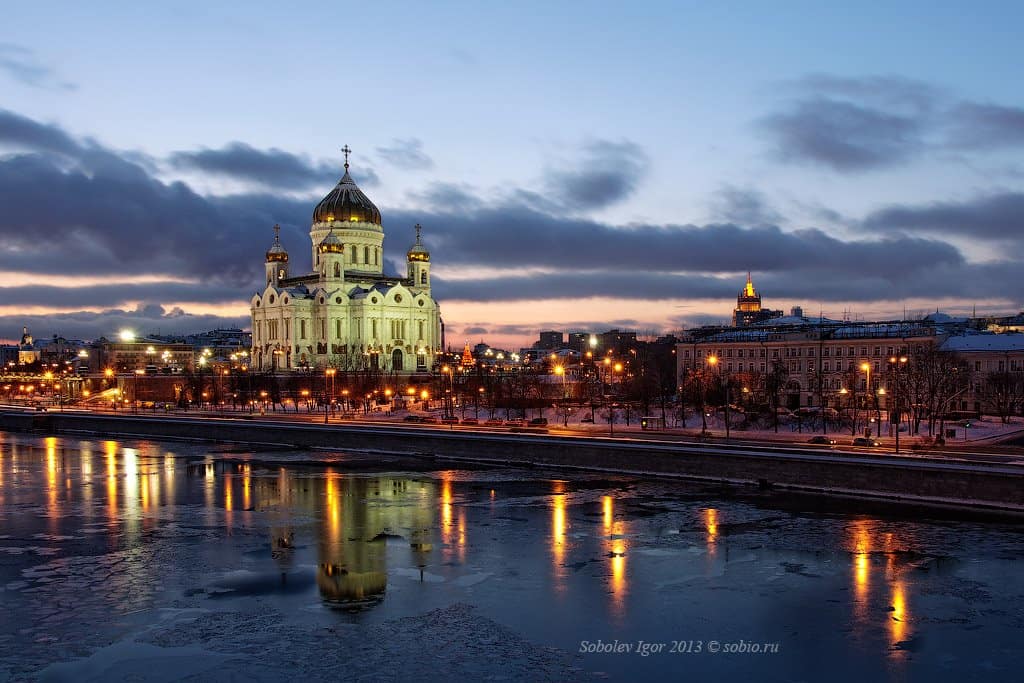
{"left": 554, "top": 365, "right": 567, "bottom": 426}
{"left": 324, "top": 368, "right": 336, "bottom": 423}
{"left": 707, "top": 355, "right": 730, "bottom": 439}
{"left": 888, "top": 355, "right": 909, "bottom": 454}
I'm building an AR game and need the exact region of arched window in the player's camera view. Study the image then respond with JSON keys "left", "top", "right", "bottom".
{"left": 333, "top": 263, "right": 341, "bottom": 278}
{"left": 374, "top": 249, "right": 379, "bottom": 265}
{"left": 363, "top": 246, "right": 369, "bottom": 263}
{"left": 350, "top": 245, "right": 357, "bottom": 263}
{"left": 420, "top": 270, "right": 427, "bottom": 285}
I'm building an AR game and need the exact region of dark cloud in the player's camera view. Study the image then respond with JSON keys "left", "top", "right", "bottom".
{"left": 944, "top": 103, "right": 1024, "bottom": 150}
{"left": 433, "top": 261, "right": 1023, "bottom": 308}
{"left": 761, "top": 74, "right": 1024, "bottom": 172}
{"left": 0, "top": 281, "right": 249, "bottom": 309}
{"left": 709, "top": 185, "right": 782, "bottom": 224}
{"left": 375, "top": 138, "right": 433, "bottom": 170}
{"left": 0, "top": 108, "right": 81, "bottom": 156}
{"left": 761, "top": 98, "right": 925, "bottom": 171}
{"left": 543, "top": 139, "right": 648, "bottom": 212}
{"left": 169, "top": 142, "right": 378, "bottom": 190}
{"left": 863, "top": 192, "right": 1024, "bottom": 240}
{"left": 391, "top": 205, "right": 962, "bottom": 278}
{"left": 0, "top": 43, "right": 75, "bottom": 91}
{"left": 0, "top": 305, "right": 249, "bottom": 343}
{"left": 461, "top": 326, "right": 488, "bottom": 335}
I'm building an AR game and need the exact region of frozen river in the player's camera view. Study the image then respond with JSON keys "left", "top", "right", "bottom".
{"left": 1, "top": 432, "right": 1023, "bottom": 681}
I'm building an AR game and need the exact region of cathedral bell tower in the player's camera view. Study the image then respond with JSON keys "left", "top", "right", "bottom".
{"left": 265, "top": 224, "right": 289, "bottom": 286}
{"left": 407, "top": 223, "right": 431, "bottom": 290}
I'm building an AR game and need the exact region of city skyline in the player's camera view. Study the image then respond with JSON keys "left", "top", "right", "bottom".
{"left": 2, "top": 2, "right": 1024, "bottom": 348}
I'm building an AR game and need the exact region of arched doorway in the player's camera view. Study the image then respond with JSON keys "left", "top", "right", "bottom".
{"left": 391, "top": 348, "right": 403, "bottom": 371}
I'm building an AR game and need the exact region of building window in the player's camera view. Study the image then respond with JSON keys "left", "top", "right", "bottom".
{"left": 364, "top": 246, "right": 370, "bottom": 263}
{"left": 336, "top": 319, "right": 342, "bottom": 338}
{"left": 759, "top": 349, "right": 766, "bottom": 358}
{"left": 350, "top": 245, "right": 357, "bottom": 263}
{"left": 824, "top": 361, "right": 830, "bottom": 371}
{"left": 420, "top": 271, "right": 427, "bottom": 285}
{"left": 300, "top": 320, "right": 306, "bottom": 340}
{"left": 418, "top": 321, "right": 424, "bottom": 339}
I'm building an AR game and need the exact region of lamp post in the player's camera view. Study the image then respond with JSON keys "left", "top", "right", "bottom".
{"left": 554, "top": 365, "right": 567, "bottom": 426}
{"left": 324, "top": 368, "right": 336, "bottom": 424}
{"left": 707, "top": 355, "right": 729, "bottom": 440}
{"left": 875, "top": 387, "right": 885, "bottom": 437}
{"left": 888, "top": 355, "right": 908, "bottom": 454}
{"left": 860, "top": 362, "right": 871, "bottom": 438}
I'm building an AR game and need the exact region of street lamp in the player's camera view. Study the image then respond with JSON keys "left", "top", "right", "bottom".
{"left": 707, "top": 355, "right": 730, "bottom": 440}
{"left": 860, "top": 362, "right": 871, "bottom": 438}
{"left": 554, "top": 365, "right": 567, "bottom": 426}
{"left": 888, "top": 355, "right": 909, "bottom": 454}
{"left": 324, "top": 368, "right": 336, "bottom": 423}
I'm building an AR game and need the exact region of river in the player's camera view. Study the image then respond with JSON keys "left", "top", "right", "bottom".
{"left": 0, "top": 432, "right": 1022, "bottom": 681}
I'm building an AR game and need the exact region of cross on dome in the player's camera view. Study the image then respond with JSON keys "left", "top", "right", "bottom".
{"left": 341, "top": 144, "right": 352, "bottom": 170}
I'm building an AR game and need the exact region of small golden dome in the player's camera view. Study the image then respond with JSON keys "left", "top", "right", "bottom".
{"left": 406, "top": 223, "right": 430, "bottom": 262}
{"left": 317, "top": 229, "right": 345, "bottom": 254}
{"left": 266, "top": 224, "right": 289, "bottom": 262}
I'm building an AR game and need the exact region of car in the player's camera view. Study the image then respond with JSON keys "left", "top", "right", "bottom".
{"left": 807, "top": 436, "right": 836, "bottom": 445}
{"left": 35, "top": 405, "right": 48, "bottom": 412}
{"left": 460, "top": 418, "right": 479, "bottom": 425}
{"left": 418, "top": 415, "right": 439, "bottom": 423}
{"left": 528, "top": 417, "right": 549, "bottom": 426}
{"left": 505, "top": 419, "right": 525, "bottom": 427}
{"left": 484, "top": 419, "right": 504, "bottom": 426}
{"left": 852, "top": 437, "right": 879, "bottom": 447}
{"left": 440, "top": 415, "right": 459, "bottom": 424}
{"left": 581, "top": 417, "right": 595, "bottom": 423}
{"left": 403, "top": 415, "right": 423, "bottom": 423}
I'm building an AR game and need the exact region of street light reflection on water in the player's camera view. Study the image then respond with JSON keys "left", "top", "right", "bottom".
{"left": 0, "top": 433, "right": 1021, "bottom": 681}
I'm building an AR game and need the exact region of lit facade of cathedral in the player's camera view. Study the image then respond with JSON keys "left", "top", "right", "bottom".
{"left": 250, "top": 149, "right": 442, "bottom": 373}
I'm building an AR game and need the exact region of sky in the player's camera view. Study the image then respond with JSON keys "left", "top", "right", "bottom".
{"left": 1, "top": 1, "right": 1023, "bottom": 349}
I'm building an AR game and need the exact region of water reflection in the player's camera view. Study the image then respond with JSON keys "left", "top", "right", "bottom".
{"left": 602, "top": 495, "right": 627, "bottom": 611}
{"left": 845, "top": 518, "right": 913, "bottom": 654}
{"left": 551, "top": 481, "right": 568, "bottom": 591}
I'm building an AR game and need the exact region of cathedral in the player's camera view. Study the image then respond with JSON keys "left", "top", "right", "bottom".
{"left": 250, "top": 148, "right": 442, "bottom": 373}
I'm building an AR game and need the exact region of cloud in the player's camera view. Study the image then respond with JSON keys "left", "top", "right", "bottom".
{"left": 761, "top": 98, "right": 925, "bottom": 172}
{"left": 461, "top": 326, "right": 489, "bottom": 335}
{"left": 0, "top": 108, "right": 1020, "bottom": 343}
{"left": 709, "top": 185, "right": 782, "bottom": 224}
{"left": 944, "top": 103, "right": 1024, "bottom": 150}
{"left": 543, "top": 139, "right": 649, "bottom": 211}
{"left": 0, "top": 305, "right": 249, "bottom": 343}
{"left": 392, "top": 205, "right": 962, "bottom": 278}
{"left": 760, "top": 74, "right": 1024, "bottom": 173}
{"left": 169, "top": 142, "right": 378, "bottom": 190}
{"left": 375, "top": 138, "right": 434, "bottom": 170}
{"left": 862, "top": 192, "right": 1024, "bottom": 241}
{"left": 0, "top": 43, "right": 76, "bottom": 91}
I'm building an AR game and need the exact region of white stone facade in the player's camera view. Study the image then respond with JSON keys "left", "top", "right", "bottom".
{"left": 250, "top": 165, "right": 441, "bottom": 373}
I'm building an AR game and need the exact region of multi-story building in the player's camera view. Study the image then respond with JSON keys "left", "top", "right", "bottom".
{"left": 677, "top": 316, "right": 1024, "bottom": 415}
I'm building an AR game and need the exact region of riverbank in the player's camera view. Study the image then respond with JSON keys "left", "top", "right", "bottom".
{"left": 6, "top": 410, "right": 1024, "bottom": 514}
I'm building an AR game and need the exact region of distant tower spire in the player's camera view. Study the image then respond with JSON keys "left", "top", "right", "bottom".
{"left": 341, "top": 144, "right": 352, "bottom": 171}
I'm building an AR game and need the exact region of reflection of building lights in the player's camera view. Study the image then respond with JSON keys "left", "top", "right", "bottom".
{"left": 890, "top": 581, "right": 908, "bottom": 647}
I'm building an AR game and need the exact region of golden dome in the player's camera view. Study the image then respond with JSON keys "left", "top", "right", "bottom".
{"left": 312, "top": 160, "right": 381, "bottom": 226}
{"left": 317, "top": 229, "right": 345, "bottom": 254}
{"left": 406, "top": 223, "right": 430, "bottom": 262}
{"left": 265, "top": 224, "right": 289, "bottom": 262}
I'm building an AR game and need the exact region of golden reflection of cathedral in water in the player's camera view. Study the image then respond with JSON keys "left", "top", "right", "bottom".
{"left": 253, "top": 469, "right": 436, "bottom": 609}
